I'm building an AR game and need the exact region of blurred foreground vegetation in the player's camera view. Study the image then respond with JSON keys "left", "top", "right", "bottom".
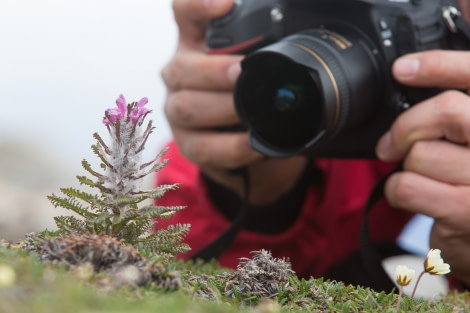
{"left": 1, "top": 244, "right": 469, "bottom": 313}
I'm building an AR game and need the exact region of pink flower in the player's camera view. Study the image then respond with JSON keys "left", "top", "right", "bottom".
{"left": 130, "top": 97, "right": 151, "bottom": 124}
{"left": 103, "top": 95, "right": 151, "bottom": 125}
{"left": 103, "top": 94, "right": 127, "bottom": 125}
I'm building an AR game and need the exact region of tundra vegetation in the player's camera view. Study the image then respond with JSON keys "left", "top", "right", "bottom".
{"left": 1, "top": 96, "right": 468, "bottom": 313}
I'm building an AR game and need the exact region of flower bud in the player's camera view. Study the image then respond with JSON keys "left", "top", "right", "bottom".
{"left": 395, "top": 265, "right": 415, "bottom": 286}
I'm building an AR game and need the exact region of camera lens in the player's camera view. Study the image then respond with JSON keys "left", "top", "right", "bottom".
{"left": 275, "top": 85, "right": 303, "bottom": 112}
{"left": 234, "top": 27, "right": 383, "bottom": 157}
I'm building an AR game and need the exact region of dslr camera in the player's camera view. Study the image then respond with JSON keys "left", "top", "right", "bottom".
{"left": 206, "top": 0, "right": 470, "bottom": 158}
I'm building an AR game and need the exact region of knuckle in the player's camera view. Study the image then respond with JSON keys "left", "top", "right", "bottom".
{"left": 435, "top": 90, "right": 466, "bottom": 112}
{"left": 387, "top": 173, "right": 416, "bottom": 208}
{"left": 163, "top": 94, "right": 172, "bottom": 121}
{"left": 161, "top": 56, "right": 185, "bottom": 91}
{"left": 171, "top": 0, "right": 190, "bottom": 21}
{"left": 231, "top": 137, "right": 252, "bottom": 165}
{"left": 175, "top": 138, "right": 197, "bottom": 164}
{"left": 185, "top": 140, "right": 212, "bottom": 167}
{"left": 160, "top": 64, "right": 171, "bottom": 87}
{"left": 434, "top": 91, "right": 470, "bottom": 140}
{"left": 165, "top": 91, "right": 195, "bottom": 125}
{"left": 171, "top": 0, "right": 179, "bottom": 12}
{"left": 451, "top": 187, "right": 470, "bottom": 217}
{"left": 404, "top": 141, "right": 431, "bottom": 169}
{"left": 221, "top": 136, "right": 254, "bottom": 169}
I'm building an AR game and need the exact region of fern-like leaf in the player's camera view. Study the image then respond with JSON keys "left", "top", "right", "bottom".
{"left": 139, "top": 146, "right": 169, "bottom": 171}
{"left": 59, "top": 187, "right": 102, "bottom": 208}
{"left": 133, "top": 184, "right": 181, "bottom": 199}
{"left": 137, "top": 205, "right": 186, "bottom": 219}
{"left": 53, "top": 215, "right": 88, "bottom": 234}
{"left": 48, "top": 194, "right": 97, "bottom": 219}
{"left": 81, "top": 159, "right": 103, "bottom": 178}
{"left": 76, "top": 175, "right": 96, "bottom": 188}
{"left": 141, "top": 224, "right": 191, "bottom": 256}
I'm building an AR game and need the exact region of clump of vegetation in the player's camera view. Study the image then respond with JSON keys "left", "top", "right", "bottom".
{"left": 224, "top": 250, "right": 295, "bottom": 300}
{"left": 47, "top": 95, "right": 190, "bottom": 258}
{"left": 185, "top": 250, "right": 295, "bottom": 303}
{"left": 29, "top": 232, "right": 181, "bottom": 288}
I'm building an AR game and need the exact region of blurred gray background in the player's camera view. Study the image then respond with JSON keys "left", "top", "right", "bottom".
{"left": 0, "top": 0, "right": 176, "bottom": 240}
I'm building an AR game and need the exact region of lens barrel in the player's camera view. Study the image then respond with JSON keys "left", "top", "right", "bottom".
{"left": 234, "top": 27, "right": 384, "bottom": 157}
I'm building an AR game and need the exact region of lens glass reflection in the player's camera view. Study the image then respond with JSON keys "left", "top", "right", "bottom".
{"left": 274, "top": 84, "right": 304, "bottom": 112}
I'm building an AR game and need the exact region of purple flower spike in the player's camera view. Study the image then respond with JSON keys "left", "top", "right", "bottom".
{"left": 103, "top": 94, "right": 128, "bottom": 125}
{"left": 130, "top": 97, "right": 151, "bottom": 124}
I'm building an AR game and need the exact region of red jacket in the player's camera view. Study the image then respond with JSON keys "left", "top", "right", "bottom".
{"left": 154, "top": 141, "right": 413, "bottom": 279}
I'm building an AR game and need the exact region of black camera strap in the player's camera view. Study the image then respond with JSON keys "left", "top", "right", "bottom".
{"left": 189, "top": 167, "right": 250, "bottom": 262}
{"left": 359, "top": 165, "right": 403, "bottom": 292}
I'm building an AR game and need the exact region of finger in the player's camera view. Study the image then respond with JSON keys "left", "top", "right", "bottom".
{"left": 161, "top": 52, "right": 242, "bottom": 91}
{"left": 403, "top": 140, "right": 470, "bottom": 185}
{"left": 172, "top": 128, "right": 264, "bottom": 169}
{"left": 458, "top": 0, "right": 470, "bottom": 21}
{"left": 392, "top": 50, "right": 470, "bottom": 91}
{"left": 376, "top": 90, "right": 470, "bottom": 161}
{"left": 385, "top": 171, "right": 470, "bottom": 219}
{"left": 165, "top": 90, "right": 239, "bottom": 128}
{"left": 172, "top": 0, "right": 234, "bottom": 44}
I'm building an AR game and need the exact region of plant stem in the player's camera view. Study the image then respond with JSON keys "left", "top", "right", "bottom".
{"left": 396, "top": 286, "right": 403, "bottom": 311}
{"left": 411, "top": 271, "right": 426, "bottom": 299}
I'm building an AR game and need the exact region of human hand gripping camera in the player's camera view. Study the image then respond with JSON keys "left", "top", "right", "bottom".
{"left": 161, "top": 0, "right": 470, "bottom": 288}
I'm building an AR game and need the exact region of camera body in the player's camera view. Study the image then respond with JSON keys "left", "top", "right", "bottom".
{"left": 207, "top": 0, "right": 470, "bottom": 158}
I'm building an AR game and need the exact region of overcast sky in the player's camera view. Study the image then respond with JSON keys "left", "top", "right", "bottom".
{"left": 0, "top": 0, "right": 177, "bottom": 174}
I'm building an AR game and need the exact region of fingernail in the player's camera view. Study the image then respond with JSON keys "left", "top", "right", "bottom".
{"left": 227, "top": 62, "right": 241, "bottom": 83}
{"left": 394, "top": 57, "right": 420, "bottom": 80}
{"left": 376, "top": 131, "right": 391, "bottom": 160}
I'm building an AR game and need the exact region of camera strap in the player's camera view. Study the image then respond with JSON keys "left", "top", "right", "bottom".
{"left": 189, "top": 167, "right": 250, "bottom": 262}
{"left": 359, "top": 165, "right": 403, "bottom": 292}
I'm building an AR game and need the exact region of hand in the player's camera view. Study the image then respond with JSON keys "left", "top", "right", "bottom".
{"left": 161, "top": 0, "right": 306, "bottom": 205}
{"left": 459, "top": 0, "right": 470, "bottom": 21}
{"left": 376, "top": 50, "right": 470, "bottom": 285}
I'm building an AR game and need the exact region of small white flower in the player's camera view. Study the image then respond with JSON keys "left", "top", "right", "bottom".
{"left": 424, "top": 249, "right": 451, "bottom": 275}
{"left": 0, "top": 263, "right": 17, "bottom": 287}
{"left": 395, "top": 265, "right": 415, "bottom": 286}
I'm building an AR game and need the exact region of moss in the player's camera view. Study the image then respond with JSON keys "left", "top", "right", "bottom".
{"left": 1, "top": 244, "right": 469, "bottom": 313}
